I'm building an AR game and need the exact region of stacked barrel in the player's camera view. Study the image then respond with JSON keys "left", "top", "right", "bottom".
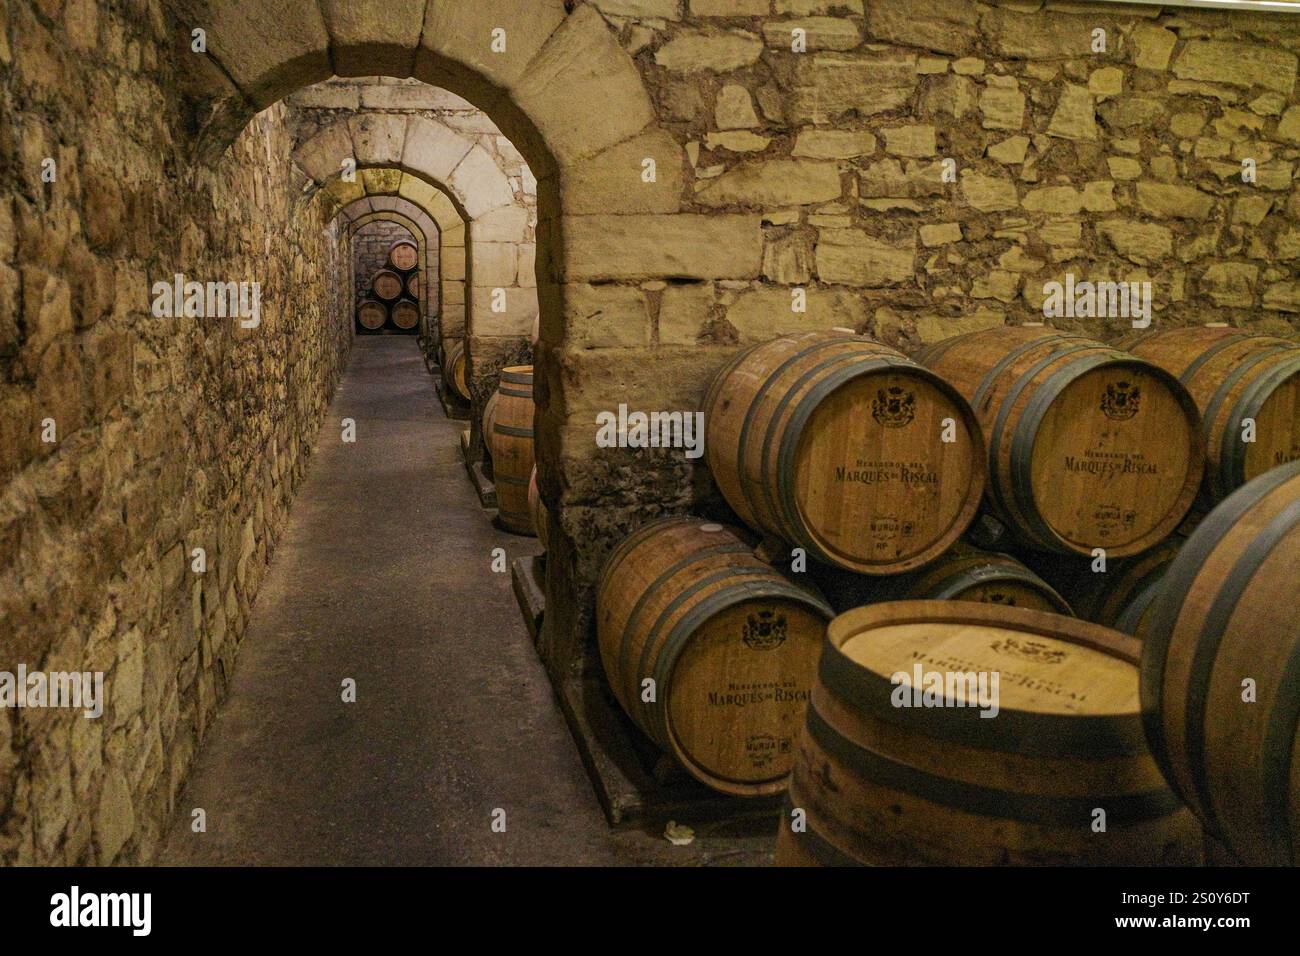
{"left": 355, "top": 239, "right": 422, "bottom": 335}
{"left": 589, "top": 324, "right": 1300, "bottom": 867}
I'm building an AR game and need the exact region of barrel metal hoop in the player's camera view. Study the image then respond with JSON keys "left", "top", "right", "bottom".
{"left": 775, "top": 356, "right": 910, "bottom": 567}
{"left": 1173, "top": 331, "right": 1252, "bottom": 385}
{"left": 815, "top": 634, "right": 1147, "bottom": 758}
{"left": 986, "top": 344, "right": 1095, "bottom": 543}
{"left": 498, "top": 387, "right": 532, "bottom": 399}
{"left": 911, "top": 330, "right": 975, "bottom": 370}
{"left": 493, "top": 424, "right": 534, "bottom": 439}
{"left": 971, "top": 334, "right": 1087, "bottom": 415}
{"left": 778, "top": 794, "right": 865, "bottom": 867}
{"left": 1261, "top": 630, "right": 1300, "bottom": 866}
{"left": 646, "top": 575, "right": 824, "bottom": 748}
{"left": 596, "top": 516, "right": 699, "bottom": 596}
{"left": 1218, "top": 353, "right": 1300, "bottom": 499}
{"left": 805, "top": 707, "right": 1179, "bottom": 826}
{"left": 632, "top": 564, "right": 771, "bottom": 731}
{"left": 1140, "top": 460, "right": 1300, "bottom": 811}
{"left": 613, "top": 545, "right": 753, "bottom": 709}
{"left": 1182, "top": 496, "right": 1300, "bottom": 847}
{"left": 734, "top": 339, "right": 862, "bottom": 534}
{"left": 1113, "top": 574, "right": 1165, "bottom": 637}
{"left": 926, "top": 564, "right": 1066, "bottom": 612}
{"left": 1010, "top": 352, "right": 1119, "bottom": 553}
{"left": 1199, "top": 345, "right": 1289, "bottom": 490}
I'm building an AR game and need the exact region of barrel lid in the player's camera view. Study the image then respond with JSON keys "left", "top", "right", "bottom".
{"left": 822, "top": 600, "right": 1145, "bottom": 757}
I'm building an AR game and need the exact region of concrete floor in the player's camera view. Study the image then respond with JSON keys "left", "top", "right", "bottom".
{"left": 159, "top": 336, "right": 772, "bottom": 866}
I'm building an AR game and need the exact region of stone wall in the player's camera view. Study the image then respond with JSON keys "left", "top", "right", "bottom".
{"left": 0, "top": 1, "right": 349, "bottom": 863}
{"left": 352, "top": 219, "right": 425, "bottom": 303}
{"left": 537, "top": 0, "right": 1300, "bottom": 683}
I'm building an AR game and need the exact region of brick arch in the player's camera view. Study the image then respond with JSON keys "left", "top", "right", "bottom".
{"left": 175, "top": 0, "right": 692, "bottom": 677}
{"left": 341, "top": 207, "right": 439, "bottom": 344}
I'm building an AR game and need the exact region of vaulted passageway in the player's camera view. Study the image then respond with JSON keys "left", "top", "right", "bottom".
{"left": 154, "top": 337, "right": 766, "bottom": 865}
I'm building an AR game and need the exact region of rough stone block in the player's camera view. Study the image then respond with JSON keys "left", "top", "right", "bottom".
{"left": 816, "top": 229, "right": 915, "bottom": 286}
{"left": 565, "top": 214, "right": 763, "bottom": 280}
{"left": 695, "top": 159, "right": 842, "bottom": 208}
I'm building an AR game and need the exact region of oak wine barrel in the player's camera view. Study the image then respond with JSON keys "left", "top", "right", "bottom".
{"left": 528, "top": 465, "right": 549, "bottom": 551}
{"left": 913, "top": 328, "right": 1204, "bottom": 558}
{"left": 1035, "top": 536, "right": 1185, "bottom": 640}
{"left": 371, "top": 269, "right": 404, "bottom": 302}
{"left": 490, "top": 366, "right": 535, "bottom": 535}
{"left": 390, "top": 300, "right": 419, "bottom": 331}
{"left": 776, "top": 600, "right": 1201, "bottom": 865}
{"left": 815, "top": 542, "right": 1071, "bottom": 615}
{"left": 443, "top": 340, "right": 470, "bottom": 400}
{"left": 357, "top": 300, "right": 386, "bottom": 331}
{"left": 406, "top": 272, "right": 421, "bottom": 300}
{"left": 481, "top": 391, "right": 500, "bottom": 465}
{"left": 387, "top": 239, "right": 419, "bottom": 273}
{"left": 1124, "top": 327, "right": 1300, "bottom": 504}
{"left": 703, "top": 329, "right": 986, "bottom": 576}
{"left": 598, "top": 516, "right": 833, "bottom": 795}
{"left": 1141, "top": 459, "right": 1300, "bottom": 865}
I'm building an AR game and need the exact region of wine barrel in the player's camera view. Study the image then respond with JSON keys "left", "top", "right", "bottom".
{"left": 490, "top": 366, "right": 535, "bottom": 535}
{"left": 1123, "top": 327, "right": 1300, "bottom": 504}
{"left": 776, "top": 600, "right": 1201, "bottom": 865}
{"left": 406, "top": 272, "right": 420, "bottom": 300}
{"left": 914, "top": 328, "right": 1204, "bottom": 558}
{"left": 371, "top": 269, "right": 403, "bottom": 302}
{"left": 443, "top": 340, "right": 470, "bottom": 400}
{"left": 1039, "top": 537, "right": 1184, "bottom": 640}
{"left": 815, "top": 542, "right": 1071, "bottom": 615}
{"left": 1141, "top": 459, "right": 1300, "bottom": 865}
{"left": 357, "top": 300, "right": 386, "bottom": 331}
{"left": 390, "top": 300, "right": 419, "bottom": 331}
{"left": 528, "top": 465, "right": 549, "bottom": 550}
{"left": 703, "top": 330, "right": 986, "bottom": 576}
{"left": 387, "top": 239, "right": 419, "bottom": 273}
{"left": 481, "top": 391, "right": 500, "bottom": 465}
{"left": 597, "top": 516, "right": 833, "bottom": 795}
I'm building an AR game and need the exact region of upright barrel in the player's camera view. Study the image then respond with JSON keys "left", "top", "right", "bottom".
{"left": 598, "top": 517, "right": 833, "bottom": 795}
{"left": 390, "top": 300, "right": 419, "bottom": 331}
{"left": 481, "top": 391, "right": 500, "bottom": 465}
{"left": 371, "top": 269, "right": 403, "bottom": 302}
{"left": 777, "top": 601, "right": 1201, "bottom": 865}
{"left": 528, "top": 465, "right": 549, "bottom": 550}
{"left": 1141, "top": 459, "right": 1300, "bottom": 865}
{"left": 914, "top": 328, "right": 1204, "bottom": 557}
{"left": 703, "top": 330, "right": 986, "bottom": 575}
{"left": 491, "top": 366, "right": 535, "bottom": 535}
{"left": 387, "top": 239, "right": 419, "bottom": 272}
{"left": 357, "top": 300, "right": 386, "bottom": 331}
{"left": 1125, "top": 327, "right": 1300, "bottom": 504}
{"left": 443, "top": 340, "right": 470, "bottom": 400}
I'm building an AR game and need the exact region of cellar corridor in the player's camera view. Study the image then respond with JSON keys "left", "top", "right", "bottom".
{"left": 153, "top": 338, "right": 763, "bottom": 866}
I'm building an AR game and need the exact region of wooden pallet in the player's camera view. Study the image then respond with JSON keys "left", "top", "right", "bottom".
{"left": 552, "top": 672, "right": 784, "bottom": 829}
{"left": 510, "top": 554, "right": 545, "bottom": 643}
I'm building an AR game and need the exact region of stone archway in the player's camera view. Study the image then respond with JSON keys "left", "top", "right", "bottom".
{"left": 291, "top": 112, "right": 537, "bottom": 432}
{"left": 333, "top": 192, "right": 466, "bottom": 362}
{"left": 175, "top": 0, "right": 697, "bottom": 680}
{"left": 342, "top": 208, "right": 437, "bottom": 343}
